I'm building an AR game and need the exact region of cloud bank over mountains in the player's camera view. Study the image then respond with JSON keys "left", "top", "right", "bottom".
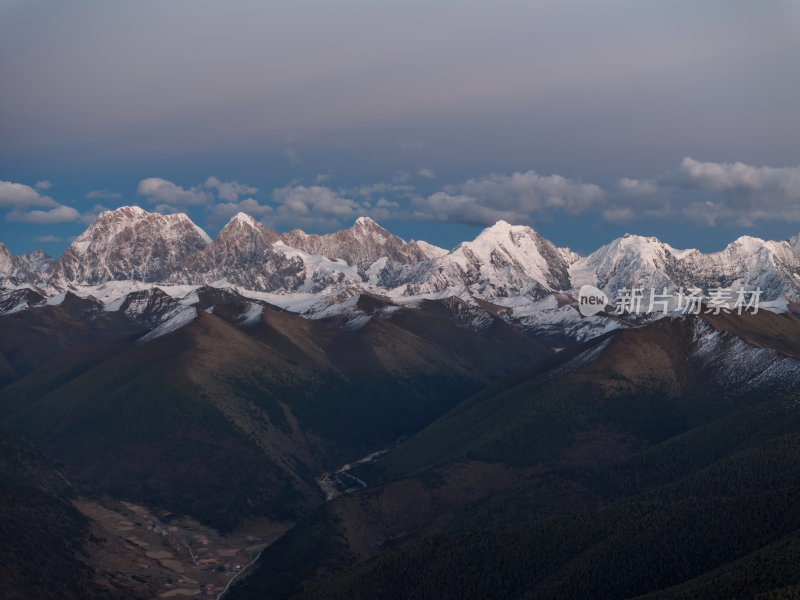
{"left": 3, "top": 159, "right": 798, "bottom": 236}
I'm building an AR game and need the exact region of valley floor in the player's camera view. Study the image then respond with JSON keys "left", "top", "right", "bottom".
{"left": 75, "top": 498, "right": 291, "bottom": 599}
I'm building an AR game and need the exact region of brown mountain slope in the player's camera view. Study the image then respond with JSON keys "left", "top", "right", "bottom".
{"left": 229, "top": 313, "right": 800, "bottom": 599}
{"left": 0, "top": 295, "right": 551, "bottom": 533}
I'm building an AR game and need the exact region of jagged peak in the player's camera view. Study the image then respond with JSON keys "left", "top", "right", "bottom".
{"left": 352, "top": 216, "right": 398, "bottom": 240}
{"left": 721, "top": 235, "right": 771, "bottom": 256}
{"left": 620, "top": 233, "right": 661, "bottom": 243}
{"left": 93, "top": 205, "right": 203, "bottom": 226}
{"left": 485, "top": 219, "right": 513, "bottom": 232}
{"left": 24, "top": 248, "right": 50, "bottom": 258}
{"left": 607, "top": 233, "right": 693, "bottom": 257}
{"left": 730, "top": 234, "right": 767, "bottom": 246}
{"left": 69, "top": 205, "right": 211, "bottom": 252}
{"left": 100, "top": 205, "right": 147, "bottom": 219}
{"left": 410, "top": 239, "right": 449, "bottom": 259}
{"left": 210, "top": 212, "right": 279, "bottom": 248}
{"left": 225, "top": 212, "right": 259, "bottom": 227}
{"left": 355, "top": 216, "right": 378, "bottom": 227}
{"left": 486, "top": 219, "right": 538, "bottom": 235}
{"left": 469, "top": 220, "right": 539, "bottom": 248}
{"left": 583, "top": 234, "right": 673, "bottom": 268}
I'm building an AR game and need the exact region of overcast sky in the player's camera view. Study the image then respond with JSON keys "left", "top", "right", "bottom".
{"left": 1, "top": 0, "right": 798, "bottom": 255}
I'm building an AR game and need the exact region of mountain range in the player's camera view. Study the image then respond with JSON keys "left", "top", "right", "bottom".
{"left": 2, "top": 208, "right": 800, "bottom": 599}
{"left": 2, "top": 205, "right": 799, "bottom": 326}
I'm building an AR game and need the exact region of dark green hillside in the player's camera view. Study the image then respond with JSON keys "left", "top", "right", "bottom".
{"left": 230, "top": 313, "right": 800, "bottom": 599}
{"left": 0, "top": 296, "right": 143, "bottom": 387}
{"left": 0, "top": 297, "right": 551, "bottom": 533}
{"left": 298, "top": 490, "right": 800, "bottom": 600}
{"left": 270, "top": 388, "right": 800, "bottom": 600}
{"left": 368, "top": 314, "right": 800, "bottom": 481}
{"left": 1, "top": 310, "right": 333, "bottom": 531}
{"left": 0, "top": 428, "right": 116, "bottom": 600}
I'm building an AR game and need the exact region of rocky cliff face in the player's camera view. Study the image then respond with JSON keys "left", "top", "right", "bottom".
{"left": 176, "top": 213, "right": 307, "bottom": 291}
{"left": 2, "top": 206, "right": 799, "bottom": 306}
{"left": 280, "top": 216, "right": 436, "bottom": 268}
{"left": 570, "top": 233, "right": 800, "bottom": 301}
{"left": 399, "top": 221, "right": 573, "bottom": 300}
{"left": 49, "top": 206, "right": 211, "bottom": 287}
{"left": 0, "top": 243, "right": 52, "bottom": 285}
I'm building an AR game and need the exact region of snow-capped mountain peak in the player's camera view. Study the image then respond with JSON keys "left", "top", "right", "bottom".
{"left": 352, "top": 216, "right": 395, "bottom": 244}
{"left": 569, "top": 231, "right": 800, "bottom": 300}
{"left": 49, "top": 206, "right": 212, "bottom": 286}
{"left": 176, "top": 211, "right": 294, "bottom": 292}
{"left": 227, "top": 211, "right": 259, "bottom": 228}
{"left": 355, "top": 215, "right": 379, "bottom": 228}
{"left": 0, "top": 243, "right": 14, "bottom": 276}
{"left": 280, "top": 217, "right": 429, "bottom": 267}
{"left": 2, "top": 211, "right": 799, "bottom": 316}
{"left": 0, "top": 243, "right": 53, "bottom": 284}
{"left": 412, "top": 240, "right": 449, "bottom": 260}
{"left": 571, "top": 233, "right": 698, "bottom": 293}
{"left": 399, "top": 220, "right": 572, "bottom": 301}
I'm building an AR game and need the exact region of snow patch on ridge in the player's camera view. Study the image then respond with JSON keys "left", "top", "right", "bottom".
{"left": 238, "top": 303, "right": 264, "bottom": 325}
{"left": 138, "top": 307, "right": 198, "bottom": 343}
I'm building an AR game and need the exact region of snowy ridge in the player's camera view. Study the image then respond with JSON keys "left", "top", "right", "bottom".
{"left": 570, "top": 234, "right": 685, "bottom": 293}
{"left": 397, "top": 221, "right": 572, "bottom": 301}
{"left": 49, "top": 206, "right": 211, "bottom": 286}
{"left": 0, "top": 287, "right": 47, "bottom": 314}
{"left": 1, "top": 207, "right": 799, "bottom": 343}
{"left": 138, "top": 307, "right": 198, "bottom": 343}
{"left": 691, "top": 318, "right": 800, "bottom": 393}
{"left": 573, "top": 233, "right": 800, "bottom": 301}
{"left": 271, "top": 242, "right": 363, "bottom": 293}
{"left": 0, "top": 243, "right": 53, "bottom": 285}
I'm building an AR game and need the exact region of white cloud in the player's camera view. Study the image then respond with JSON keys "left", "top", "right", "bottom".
{"left": 267, "top": 184, "right": 364, "bottom": 229}
{"left": 35, "top": 234, "right": 64, "bottom": 243}
{"left": 616, "top": 158, "right": 800, "bottom": 226}
{"left": 273, "top": 185, "right": 357, "bottom": 217}
{"left": 449, "top": 171, "right": 605, "bottom": 214}
{"left": 676, "top": 157, "right": 800, "bottom": 196}
{"left": 137, "top": 177, "right": 211, "bottom": 206}
{"left": 418, "top": 168, "right": 436, "bottom": 179}
{"left": 86, "top": 188, "right": 122, "bottom": 199}
{"left": 349, "top": 181, "right": 415, "bottom": 199}
{"left": 602, "top": 207, "right": 636, "bottom": 224}
{"left": 34, "top": 180, "right": 52, "bottom": 190}
{"left": 153, "top": 204, "right": 180, "bottom": 215}
{"left": 600, "top": 159, "right": 800, "bottom": 226}
{"left": 0, "top": 180, "right": 57, "bottom": 208}
{"left": 7, "top": 205, "right": 81, "bottom": 224}
{"left": 203, "top": 177, "right": 258, "bottom": 202}
{"left": 412, "top": 192, "right": 524, "bottom": 225}
{"left": 410, "top": 170, "right": 605, "bottom": 225}
{"left": 0, "top": 180, "right": 78, "bottom": 224}
{"left": 617, "top": 177, "right": 658, "bottom": 196}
